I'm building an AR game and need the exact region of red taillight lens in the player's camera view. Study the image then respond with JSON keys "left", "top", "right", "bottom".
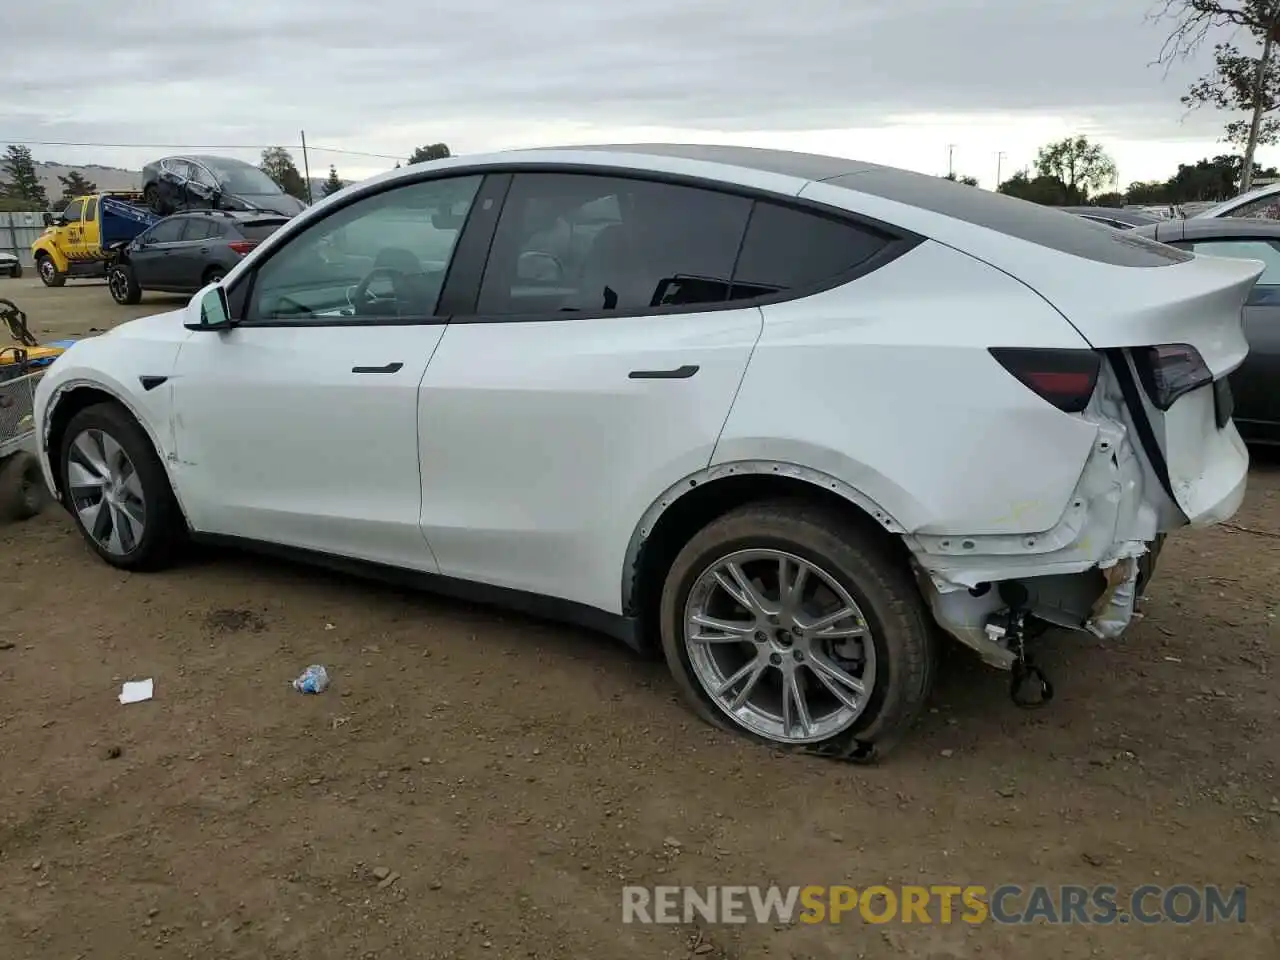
{"left": 988, "top": 347, "right": 1101, "bottom": 413}
{"left": 1131, "top": 343, "right": 1212, "bottom": 410}
{"left": 227, "top": 240, "right": 257, "bottom": 256}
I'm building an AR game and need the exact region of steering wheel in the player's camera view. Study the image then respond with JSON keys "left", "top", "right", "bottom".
{"left": 350, "top": 266, "right": 404, "bottom": 310}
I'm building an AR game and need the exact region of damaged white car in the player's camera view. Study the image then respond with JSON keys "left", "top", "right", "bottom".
{"left": 31, "top": 144, "right": 1254, "bottom": 760}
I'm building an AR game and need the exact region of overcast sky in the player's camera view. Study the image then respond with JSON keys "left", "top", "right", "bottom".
{"left": 2, "top": 0, "right": 1273, "bottom": 188}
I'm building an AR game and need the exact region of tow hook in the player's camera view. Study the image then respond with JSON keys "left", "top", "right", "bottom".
{"left": 985, "top": 607, "right": 1054, "bottom": 709}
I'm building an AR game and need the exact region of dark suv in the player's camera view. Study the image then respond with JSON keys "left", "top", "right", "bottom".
{"left": 107, "top": 210, "right": 288, "bottom": 304}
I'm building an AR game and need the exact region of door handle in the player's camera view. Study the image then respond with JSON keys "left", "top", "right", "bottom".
{"left": 351, "top": 362, "right": 404, "bottom": 374}
{"left": 628, "top": 364, "right": 699, "bottom": 380}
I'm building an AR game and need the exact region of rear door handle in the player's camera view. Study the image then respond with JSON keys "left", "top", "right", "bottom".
{"left": 352, "top": 362, "right": 404, "bottom": 374}
{"left": 628, "top": 364, "right": 699, "bottom": 380}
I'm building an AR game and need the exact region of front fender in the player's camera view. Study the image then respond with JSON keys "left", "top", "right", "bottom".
{"left": 31, "top": 237, "right": 68, "bottom": 272}
{"left": 37, "top": 350, "right": 186, "bottom": 518}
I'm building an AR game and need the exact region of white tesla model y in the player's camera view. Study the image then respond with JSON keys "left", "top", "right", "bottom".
{"left": 32, "top": 144, "right": 1255, "bottom": 760}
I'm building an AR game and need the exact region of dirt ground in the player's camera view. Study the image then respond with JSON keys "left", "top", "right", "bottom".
{"left": 1, "top": 274, "right": 1278, "bottom": 959}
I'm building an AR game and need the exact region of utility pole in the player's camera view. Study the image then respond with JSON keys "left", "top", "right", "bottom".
{"left": 300, "top": 129, "right": 314, "bottom": 204}
{"left": 996, "top": 151, "right": 1006, "bottom": 188}
{"left": 947, "top": 144, "right": 956, "bottom": 178}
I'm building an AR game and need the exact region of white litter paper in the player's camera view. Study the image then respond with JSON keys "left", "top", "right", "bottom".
{"left": 118, "top": 679, "right": 154, "bottom": 704}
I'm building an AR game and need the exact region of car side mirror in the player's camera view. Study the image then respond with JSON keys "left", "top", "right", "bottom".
{"left": 42, "top": 212, "right": 53, "bottom": 226}
{"left": 186, "top": 283, "right": 234, "bottom": 331}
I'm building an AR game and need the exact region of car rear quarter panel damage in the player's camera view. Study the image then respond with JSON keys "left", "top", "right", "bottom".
{"left": 698, "top": 238, "right": 1172, "bottom": 666}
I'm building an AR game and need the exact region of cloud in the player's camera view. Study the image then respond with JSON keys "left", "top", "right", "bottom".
{"left": 0, "top": 0, "right": 1258, "bottom": 181}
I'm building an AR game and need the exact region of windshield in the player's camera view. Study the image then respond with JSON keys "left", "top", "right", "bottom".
{"left": 202, "top": 160, "right": 284, "bottom": 196}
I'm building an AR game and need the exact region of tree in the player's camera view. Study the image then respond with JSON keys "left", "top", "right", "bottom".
{"left": 1153, "top": 0, "right": 1280, "bottom": 191}
{"left": 322, "top": 165, "right": 344, "bottom": 197}
{"left": 942, "top": 172, "right": 980, "bottom": 186}
{"left": 57, "top": 170, "right": 97, "bottom": 203}
{"left": 1090, "top": 191, "right": 1128, "bottom": 207}
{"left": 259, "top": 146, "right": 309, "bottom": 201}
{"left": 997, "top": 170, "right": 1073, "bottom": 204}
{"left": 408, "top": 143, "right": 451, "bottom": 164}
{"left": 0, "top": 145, "right": 49, "bottom": 208}
{"left": 1033, "top": 136, "right": 1117, "bottom": 202}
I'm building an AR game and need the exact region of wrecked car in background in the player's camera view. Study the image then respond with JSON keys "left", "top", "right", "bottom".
{"left": 32, "top": 144, "right": 1254, "bottom": 761}
{"left": 142, "top": 155, "right": 306, "bottom": 217}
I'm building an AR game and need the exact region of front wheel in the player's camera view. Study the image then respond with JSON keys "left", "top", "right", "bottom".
{"left": 659, "top": 501, "right": 936, "bottom": 760}
{"left": 108, "top": 264, "right": 142, "bottom": 305}
{"left": 36, "top": 255, "right": 64, "bottom": 287}
{"left": 59, "top": 403, "right": 186, "bottom": 570}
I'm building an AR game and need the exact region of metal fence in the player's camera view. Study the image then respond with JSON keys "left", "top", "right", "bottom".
{"left": 1, "top": 212, "right": 46, "bottom": 267}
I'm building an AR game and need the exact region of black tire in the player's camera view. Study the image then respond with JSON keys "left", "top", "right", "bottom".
{"left": 58, "top": 402, "right": 186, "bottom": 570}
{"left": 658, "top": 500, "right": 936, "bottom": 762}
{"left": 36, "top": 255, "right": 65, "bottom": 288}
{"left": 108, "top": 264, "right": 142, "bottom": 305}
{"left": 144, "top": 184, "right": 168, "bottom": 216}
{"left": 203, "top": 268, "right": 226, "bottom": 286}
{"left": 0, "top": 452, "right": 47, "bottom": 522}
{"left": 6, "top": 263, "right": 20, "bottom": 279}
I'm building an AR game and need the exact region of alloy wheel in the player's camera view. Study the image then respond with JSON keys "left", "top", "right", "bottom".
{"left": 108, "top": 269, "right": 129, "bottom": 302}
{"left": 66, "top": 428, "right": 146, "bottom": 556}
{"left": 39, "top": 259, "right": 54, "bottom": 283}
{"left": 683, "top": 548, "right": 876, "bottom": 744}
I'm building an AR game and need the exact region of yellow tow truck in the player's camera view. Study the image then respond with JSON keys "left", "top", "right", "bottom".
{"left": 30, "top": 191, "right": 159, "bottom": 287}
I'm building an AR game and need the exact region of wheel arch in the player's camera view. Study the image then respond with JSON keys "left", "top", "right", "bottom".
{"left": 32, "top": 241, "right": 68, "bottom": 273}
{"left": 44, "top": 380, "right": 190, "bottom": 528}
{"left": 622, "top": 461, "right": 916, "bottom": 649}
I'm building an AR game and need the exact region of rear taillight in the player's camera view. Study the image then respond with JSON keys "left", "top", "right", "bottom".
{"left": 1131, "top": 343, "right": 1212, "bottom": 410}
{"left": 227, "top": 240, "right": 258, "bottom": 256}
{"left": 988, "top": 347, "right": 1101, "bottom": 413}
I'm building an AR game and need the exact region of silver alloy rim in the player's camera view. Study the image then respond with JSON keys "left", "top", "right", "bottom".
{"left": 108, "top": 269, "right": 128, "bottom": 301}
{"left": 683, "top": 548, "right": 877, "bottom": 744}
{"left": 39, "top": 259, "right": 53, "bottom": 282}
{"left": 66, "top": 429, "right": 146, "bottom": 556}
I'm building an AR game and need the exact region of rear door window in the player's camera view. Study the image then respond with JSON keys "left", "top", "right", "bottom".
{"left": 147, "top": 218, "right": 186, "bottom": 244}
{"left": 180, "top": 219, "right": 219, "bottom": 241}
{"left": 729, "top": 201, "right": 895, "bottom": 300}
{"left": 475, "top": 173, "right": 752, "bottom": 316}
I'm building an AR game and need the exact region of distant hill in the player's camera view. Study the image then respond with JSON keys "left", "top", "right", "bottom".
{"left": 34, "top": 159, "right": 140, "bottom": 200}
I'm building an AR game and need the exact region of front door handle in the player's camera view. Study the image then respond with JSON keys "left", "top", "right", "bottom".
{"left": 352, "top": 362, "right": 404, "bottom": 374}
{"left": 628, "top": 364, "right": 699, "bottom": 380}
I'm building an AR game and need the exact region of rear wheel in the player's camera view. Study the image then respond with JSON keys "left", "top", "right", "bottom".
{"left": 59, "top": 403, "right": 185, "bottom": 570}
{"left": 108, "top": 264, "right": 142, "bottom": 305}
{"left": 659, "top": 501, "right": 936, "bottom": 760}
{"left": 203, "top": 268, "right": 226, "bottom": 286}
{"left": 36, "top": 254, "right": 64, "bottom": 287}
{"left": 6, "top": 263, "right": 20, "bottom": 279}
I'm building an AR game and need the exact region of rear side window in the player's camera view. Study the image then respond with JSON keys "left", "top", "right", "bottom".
{"left": 730, "top": 201, "right": 893, "bottom": 300}
{"left": 476, "top": 173, "right": 751, "bottom": 315}
{"left": 825, "top": 169, "right": 1193, "bottom": 267}
{"left": 237, "top": 220, "right": 287, "bottom": 242}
